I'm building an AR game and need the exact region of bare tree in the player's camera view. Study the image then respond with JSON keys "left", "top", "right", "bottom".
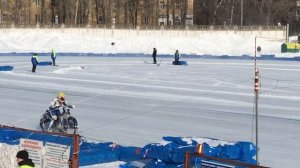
{"left": 166, "top": 0, "right": 170, "bottom": 26}
{"left": 62, "top": 0, "right": 77, "bottom": 26}
{"left": 181, "top": 0, "right": 188, "bottom": 26}
{"left": 146, "top": 1, "right": 153, "bottom": 25}
{"left": 95, "top": 0, "right": 105, "bottom": 24}
{"left": 254, "top": 0, "right": 274, "bottom": 25}
{"left": 213, "top": 0, "right": 225, "bottom": 25}
{"left": 154, "top": 0, "right": 160, "bottom": 26}
{"left": 229, "top": 0, "right": 240, "bottom": 26}
{"left": 76, "top": 0, "right": 90, "bottom": 25}
{"left": 124, "top": 0, "right": 142, "bottom": 27}
{"left": 0, "top": 0, "right": 297, "bottom": 29}
{"left": 115, "top": 0, "right": 121, "bottom": 25}
{"left": 193, "top": 0, "right": 210, "bottom": 25}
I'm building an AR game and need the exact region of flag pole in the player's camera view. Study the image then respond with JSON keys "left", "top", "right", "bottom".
{"left": 254, "top": 36, "right": 259, "bottom": 165}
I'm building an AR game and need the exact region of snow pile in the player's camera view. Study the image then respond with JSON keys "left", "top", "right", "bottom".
{"left": 0, "top": 144, "right": 18, "bottom": 168}
{"left": 0, "top": 28, "right": 297, "bottom": 58}
{"left": 53, "top": 66, "right": 84, "bottom": 73}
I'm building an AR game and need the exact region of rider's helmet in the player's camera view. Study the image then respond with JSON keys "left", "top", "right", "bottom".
{"left": 57, "top": 92, "right": 65, "bottom": 103}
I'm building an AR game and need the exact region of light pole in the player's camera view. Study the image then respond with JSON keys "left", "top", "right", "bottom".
{"left": 254, "top": 37, "right": 260, "bottom": 165}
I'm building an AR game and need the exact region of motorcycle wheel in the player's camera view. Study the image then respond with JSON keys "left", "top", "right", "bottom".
{"left": 66, "top": 117, "right": 78, "bottom": 134}
{"left": 40, "top": 118, "right": 51, "bottom": 132}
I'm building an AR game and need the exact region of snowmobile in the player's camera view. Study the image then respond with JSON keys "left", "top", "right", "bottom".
{"left": 40, "top": 106, "right": 78, "bottom": 134}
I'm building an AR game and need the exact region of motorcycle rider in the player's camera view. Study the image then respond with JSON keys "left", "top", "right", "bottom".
{"left": 48, "top": 92, "right": 74, "bottom": 132}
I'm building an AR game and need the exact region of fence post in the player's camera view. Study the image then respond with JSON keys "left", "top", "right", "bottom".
{"left": 196, "top": 143, "right": 203, "bottom": 154}
{"left": 72, "top": 134, "right": 80, "bottom": 168}
{"left": 184, "top": 152, "right": 190, "bottom": 168}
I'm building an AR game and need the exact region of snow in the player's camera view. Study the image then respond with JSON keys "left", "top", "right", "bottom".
{"left": 0, "top": 28, "right": 298, "bottom": 57}
{"left": 0, "top": 144, "right": 18, "bottom": 168}
{"left": 0, "top": 28, "right": 300, "bottom": 168}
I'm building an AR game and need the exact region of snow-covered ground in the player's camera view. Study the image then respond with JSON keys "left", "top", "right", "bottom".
{"left": 0, "top": 28, "right": 300, "bottom": 167}
{"left": 1, "top": 56, "right": 300, "bottom": 168}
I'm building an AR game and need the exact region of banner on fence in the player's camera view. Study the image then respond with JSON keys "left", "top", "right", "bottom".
{"left": 19, "top": 138, "right": 43, "bottom": 168}
{"left": 43, "top": 142, "right": 70, "bottom": 168}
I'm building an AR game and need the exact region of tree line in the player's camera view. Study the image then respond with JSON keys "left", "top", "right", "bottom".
{"left": 0, "top": 0, "right": 299, "bottom": 34}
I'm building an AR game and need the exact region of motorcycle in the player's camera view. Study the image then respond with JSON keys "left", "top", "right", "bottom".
{"left": 40, "top": 106, "right": 78, "bottom": 134}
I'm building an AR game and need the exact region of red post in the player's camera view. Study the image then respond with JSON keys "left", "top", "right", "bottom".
{"left": 72, "top": 134, "right": 80, "bottom": 168}
{"left": 184, "top": 152, "right": 190, "bottom": 168}
{"left": 196, "top": 144, "right": 203, "bottom": 154}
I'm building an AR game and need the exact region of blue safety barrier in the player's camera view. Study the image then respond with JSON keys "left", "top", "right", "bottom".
{"left": 0, "top": 65, "right": 13, "bottom": 71}
{"left": 0, "top": 127, "right": 257, "bottom": 167}
{"left": 38, "top": 61, "right": 52, "bottom": 66}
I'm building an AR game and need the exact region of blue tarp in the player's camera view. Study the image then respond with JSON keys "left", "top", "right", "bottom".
{"left": 172, "top": 61, "right": 188, "bottom": 65}
{"left": 38, "top": 61, "right": 52, "bottom": 66}
{"left": 0, "top": 66, "right": 13, "bottom": 71}
{"left": 0, "top": 127, "right": 257, "bottom": 167}
{"left": 119, "top": 146, "right": 142, "bottom": 161}
{"left": 79, "top": 141, "right": 120, "bottom": 166}
{"left": 0, "top": 129, "right": 73, "bottom": 145}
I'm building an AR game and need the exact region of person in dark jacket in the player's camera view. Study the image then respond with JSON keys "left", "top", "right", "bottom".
{"left": 16, "top": 150, "right": 35, "bottom": 168}
{"left": 31, "top": 53, "right": 39, "bottom": 72}
{"left": 152, "top": 48, "right": 157, "bottom": 64}
{"left": 174, "top": 50, "right": 181, "bottom": 64}
{"left": 51, "top": 49, "right": 56, "bottom": 66}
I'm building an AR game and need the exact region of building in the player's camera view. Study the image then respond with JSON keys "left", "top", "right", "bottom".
{"left": 158, "top": 0, "right": 193, "bottom": 26}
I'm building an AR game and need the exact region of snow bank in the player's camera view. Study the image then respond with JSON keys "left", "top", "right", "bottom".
{"left": 0, "top": 28, "right": 290, "bottom": 57}
{"left": 0, "top": 144, "right": 18, "bottom": 168}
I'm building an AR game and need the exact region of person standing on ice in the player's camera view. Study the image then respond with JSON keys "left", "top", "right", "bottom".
{"left": 174, "top": 50, "right": 181, "bottom": 64}
{"left": 48, "top": 92, "right": 74, "bottom": 132}
{"left": 152, "top": 48, "right": 157, "bottom": 64}
{"left": 51, "top": 49, "right": 56, "bottom": 66}
{"left": 31, "top": 53, "right": 39, "bottom": 73}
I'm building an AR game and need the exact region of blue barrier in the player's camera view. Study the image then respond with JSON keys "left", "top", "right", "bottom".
{"left": 0, "top": 129, "right": 73, "bottom": 145}
{"left": 79, "top": 141, "right": 120, "bottom": 166}
{"left": 137, "top": 136, "right": 256, "bottom": 167}
{"left": 119, "top": 146, "right": 142, "bottom": 162}
{"left": 38, "top": 61, "right": 52, "bottom": 66}
{"left": 0, "top": 127, "right": 257, "bottom": 167}
{"left": 0, "top": 66, "right": 13, "bottom": 71}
